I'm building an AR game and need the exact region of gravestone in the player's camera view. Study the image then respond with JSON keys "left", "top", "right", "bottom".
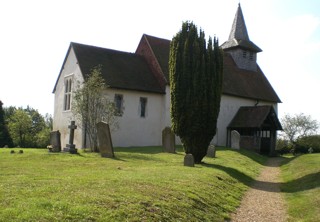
{"left": 206, "top": 145, "right": 216, "bottom": 158}
{"left": 184, "top": 154, "right": 194, "bottom": 167}
{"left": 96, "top": 122, "right": 114, "bottom": 158}
{"left": 50, "top": 130, "right": 61, "bottom": 152}
{"left": 162, "top": 127, "right": 175, "bottom": 153}
{"left": 231, "top": 130, "right": 240, "bottom": 150}
{"left": 64, "top": 121, "right": 78, "bottom": 154}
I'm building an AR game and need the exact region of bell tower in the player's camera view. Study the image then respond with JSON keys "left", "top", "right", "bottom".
{"left": 221, "top": 4, "right": 262, "bottom": 71}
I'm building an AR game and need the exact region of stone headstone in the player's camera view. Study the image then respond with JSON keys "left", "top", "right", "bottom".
{"left": 96, "top": 122, "right": 114, "bottom": 158}
{"left": 184, "top": 154, "right": 194, "bottom": 167}
{"left": 162, "top": 127, "right": 175, "bottom": 153}
{"left": 50, "top": 130, "right": 61, "bottom": 152}
{"left": 206, "top": 145, "right": 216, "bottom": 158}
{"left": 231, "top": 130, "right": 240, "bottom": 150}
{"left": 64, "top": 121, "right": 78, "bottom": 154}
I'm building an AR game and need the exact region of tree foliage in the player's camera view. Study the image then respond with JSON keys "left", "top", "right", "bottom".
{"left": 8, "top": 109, "right": 33, "bottom": 147}
{"left": 0, "top": 100, "right": 13, "bottom": 147}
{"left": 3, "top": 106, "right": 52, "bottom": 148}
{"left": 72, "top": 65, "right": 118, "bottom": 152}
{"left": 169, "top": 21, "right": 223, "bottom": 163}
{"left": 281, "top": 113, "right": 319, "bottom": 144}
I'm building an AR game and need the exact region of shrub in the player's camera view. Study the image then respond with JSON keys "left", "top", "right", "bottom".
{"left": 276, "top": 139, "right": 292, "bottom": 155}
{"left": 296, "top": 135, "right": 320, "bottom": 153}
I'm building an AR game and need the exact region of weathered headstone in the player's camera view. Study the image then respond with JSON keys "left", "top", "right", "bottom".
{"left": 96, "top": 122, "right": 114, "bottom": 158}
{"left": 231, "top": 130, "right": 240, "bottom": 150}
{"left": 50, "top": 130, "right": 61, "bottom": 152}
{"left": 206, "top": 145, "right": 216, "bottom": 158}
{"left": 184, "top": 154, "right": 194, "bottom": 167}
{"left": 64, "top": 121, "right": 78, "bottom": 154}
{"left": 162, "top": 127, "right": 175, "bottom": 153}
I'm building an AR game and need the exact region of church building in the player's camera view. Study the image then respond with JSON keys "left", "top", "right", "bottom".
{"left": 53, "top": 4, "right": 282, "bottom": 155}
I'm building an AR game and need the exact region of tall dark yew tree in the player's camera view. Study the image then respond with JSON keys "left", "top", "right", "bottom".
{"left": 169, "top": 21, "right": 223, "bottom": 163}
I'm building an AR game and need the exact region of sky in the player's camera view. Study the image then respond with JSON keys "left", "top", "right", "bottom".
{"left": 1, "top": 0, "right": 320, "bottom": 125}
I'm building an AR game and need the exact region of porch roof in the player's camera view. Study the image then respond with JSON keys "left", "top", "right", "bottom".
{"left": 228, "top": 106, "right": 282, "bottom": 130}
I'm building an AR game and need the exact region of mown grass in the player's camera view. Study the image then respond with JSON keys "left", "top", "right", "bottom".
{"left": 280, "top": 153, "right": 320, "bottom": 222}
{"left": 0, "top": 146, "right": 267, "bottom": 221}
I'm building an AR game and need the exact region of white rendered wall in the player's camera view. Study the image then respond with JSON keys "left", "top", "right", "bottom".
{"left": 109, "top": 89, "right": 164, "bottom": 147}
{"left": 53, "top": 47, "right": 84, "bottom": 149}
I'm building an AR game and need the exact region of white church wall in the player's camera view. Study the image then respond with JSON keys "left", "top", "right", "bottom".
{"left": 53, "top": 47, "right": 84, "bottom": 149}
{"left": 108, "top": 89, "right": 165, "bottom": 147}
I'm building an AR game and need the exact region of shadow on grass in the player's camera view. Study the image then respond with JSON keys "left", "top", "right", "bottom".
{"left": 215, "top": 147, "right": 269, "bottom": 166}
{"left": 202, "top": 161, "right": 320, "bottom": 193}
{"left": 114, "top": 146, "right": 184, "bottom": 155}
{"left": 202, "top": 162, "right": 254, "bottom": 187}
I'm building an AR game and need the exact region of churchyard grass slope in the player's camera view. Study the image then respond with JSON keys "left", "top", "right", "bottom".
{"left": 280, "top": 153, "right": 320, "bottom": 222}
{"left": 0, "top": 147, "right": 267, "bottom": 221}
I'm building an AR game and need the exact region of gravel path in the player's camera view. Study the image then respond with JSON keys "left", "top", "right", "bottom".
{"left": 231, "top": 157, "right": 288, "bottom": 222}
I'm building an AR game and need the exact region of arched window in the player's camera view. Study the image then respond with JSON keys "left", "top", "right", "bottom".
{"left": 64, "top": 78, "right": 72, "bottom": 111}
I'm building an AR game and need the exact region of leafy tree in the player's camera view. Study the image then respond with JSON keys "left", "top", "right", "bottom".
{"left": 281, "top": 113, "right": 319, "bottom": 144}
{"left": 0, "top": 100, "right": 13, "bottom": 147}
{"left": 169, "top": 21, "right": 223, "bottom": 163}
{"left": 24, "top": 106, "right": 47, "bottom": 147}
{"left": 8, "top": 109, "right": 33, "bottom": 147}
{"left": 72, "top": 65, "right": 118, "bottom": 152}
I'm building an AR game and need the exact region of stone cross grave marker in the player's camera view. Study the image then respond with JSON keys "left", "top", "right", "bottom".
{"left": 96, "top": 122, "right": 114, "bottom": 158}
{"left": 162, "top": 127, "right": 175, "bottom": 153}
{"left": 64, "top": 121, "right": 78, "bottom": 154}
{"left": 206, "top": 145, "right": 216, "bottom": 158}
{"left": 50, "top": 130, "right": 61, "bottom": 152}
{"left": 231, "top": 130, "right": 240, "bottom": 150}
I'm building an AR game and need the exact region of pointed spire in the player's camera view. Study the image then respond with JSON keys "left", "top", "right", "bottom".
{"left": 221, "top": 3, "right": 261, "bottom": 52}
{"left": 228, "top": 3, "right": 249, "bottom": 41}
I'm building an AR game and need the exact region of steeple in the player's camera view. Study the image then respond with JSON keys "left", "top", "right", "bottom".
{"left": 222, "top": 3, "right": 261, "bottom": 52}
{"left": 221, "top": 4, "right": 262, "bottom": 71}
{"left": 228, "top": 3, "right": 250, "bottom": 41}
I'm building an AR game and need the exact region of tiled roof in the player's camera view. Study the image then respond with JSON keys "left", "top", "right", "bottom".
{"left": 228, "top": 106, "right": 282, "bottom": 130}
{"left": 223, "top": 53, "right": 281, "bottom": 103}
{"left": 143, "top": 35, "right": 171, "bottom": 82}
{"left": 71, "top": 42, "right": 164, "bottom": 94}
{"left": 54, "top": 35, "right": 281, "bottom": 103}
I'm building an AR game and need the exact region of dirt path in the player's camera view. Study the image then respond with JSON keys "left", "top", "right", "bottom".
{"left": 231, "top": 157, "right": 288, "bottom": 222}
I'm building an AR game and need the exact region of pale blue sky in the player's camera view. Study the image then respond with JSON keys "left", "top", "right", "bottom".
{"left": 0, "top": 0, "right": 319, "bottom": 124}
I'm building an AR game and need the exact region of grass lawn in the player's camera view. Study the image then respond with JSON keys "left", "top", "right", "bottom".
{"left": 0, "top": 146, "right": 267, "bottom": 221}
{"left": 280, "top": 153, "right": 320, "bottom": 222}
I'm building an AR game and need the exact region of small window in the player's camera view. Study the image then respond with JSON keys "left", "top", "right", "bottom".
{"left": 139, "top": 97, "right": 147, "bottom": 118}
{"left": 249, "top": 52, "right": 254, "bottom": 60}
{"left": 114, "top": 94, "right": 123, "bottom": 116}
{"left": 64, "top": 78, "right": 72, "bottom": 111}
{"left": 242, "top": 50, "right": 247, "bottom": 58}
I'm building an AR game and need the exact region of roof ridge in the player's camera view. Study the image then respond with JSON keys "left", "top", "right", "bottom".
{"left": 71, "top": 42, "right": 136, "bottom": 56}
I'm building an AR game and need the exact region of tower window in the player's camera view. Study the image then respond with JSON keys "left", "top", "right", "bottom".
{"left": 249, "top": 52, "right": 254, "bottom": 60}
{"left": 242, "top": 50, "right": 247, "bottom": 58}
